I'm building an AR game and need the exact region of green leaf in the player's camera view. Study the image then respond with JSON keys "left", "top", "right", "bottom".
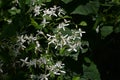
{"left": 30, "top": 18, "right": 42, "bottom": 29}
{"left": 8, "top": 7, "right": 21, "bottom": 15}
{"left": 25, "top": 0, "right": 31, "bottom": 5}
{"left": 71, "top": 1, "right": 99, "bottom": 15}
{"left": 37, "top": 0, "right": 52, "bottom": 4}
{"left": 84, "top": 57, "right": 91, "bottom": 63}
{"left": 100, "top": 26, "right": 113, "bottom": 38}
{"left": 114, "top": 25, "right": 120, "bottom": 33}
{"left": 61, "top": 0, "right": 72, "bottom": 4}
{"left": 81, "top": 62, "right": 101, "bottom": 80}
{"left": 59, "top": 47, "right": 66, "bottom": 54}
{"left": 72, "top": 76, "right": 80, "bottom": 80}
{"left": 46, "top": 0, "right": 52, "bottom": 2}
{"left": 71, "top": 5, "right": 88, "bottom": 15}
{"left": 79, "top": 21, "right": 87, "bottom": 26}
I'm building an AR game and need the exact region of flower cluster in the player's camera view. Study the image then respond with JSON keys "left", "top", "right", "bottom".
{"left": 16, "top": 4, "right": 86, "bottom": 79}
{"left": 34, "top": 5, "right": 65, "bottom": 17}
{"left": 20, "top": 56, "right": 65, "bottom": 80}
{"left": 47, "top": 21, "right": 85, "bottom": 52}
{"left": 0, "top": 3, "right": 87, "bottom": 80}
{"left": 33, "top": 4, "right": 66, "bottom": 29}
{"left": 17, "top": 33, "right": 41, "bottom": 53}
{"left": 20, "top": 56, "right": 47, "bottom": 68}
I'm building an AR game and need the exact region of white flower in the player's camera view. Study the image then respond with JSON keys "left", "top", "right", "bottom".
{"left": 96, "top": 25, "right": 100, "bottom": 33}
{"left": 37, "top": 30, "right": 47, "bottom": 39}
{"left": 75, "top": 28, "right": 85, "bottom": 37}
{"left": 37, "top": 30, "right": 44, "bottom": 35}
{"left": 35, "top": 41, "right": 41, "bottom": 53}
{"left": 0, "top": 62, "right": 3, "bottom": 73}
{"left": 61, "top": 34, "right": 68, "bottom": 45}
{"left": 0, "top": 68, "right": 3, "bottom": 73}
{"left": 47, "top": 34, "right": 57, "bottom": 45}
{"left": 30, "top": 74, "right": 37, "bottom": 79}
{"left": 60, "top": 70, "right": 66, "bottom": 74}
{"left": 64, "top": 19, "right": 70, "bottom": 23}
{"left": 17, "top": 35, "right": 27, "bottom": 50}
{"left": 37, "top": 57, "right": 47, "bottom": 65}
{"left": 58, "top": 22, "right": 69, "bottom": 31}
{"left": 28, "top": 59, "right": 37, "bottom": 68}
{"left": 50, "top": 5, "right": 58, "bottom": 11}
{"left": 54, "top": 71, "right": 61, "bottom": 75}
{"left": 29, "top": 34, "right": 37, "bottom": 41}
{"left": 36, "top": 41, "right": 40, "bottom": 48}
{"left": 20, "top": 58, "right": 37, "bottom": 68}
{"left": 58, "top": 8, "right": 65, "bottom": 16}
{"left": 19, "top": 43, "right": 26, "bottom": 50}
{"left": 47, "top": 61, "right": 65, "bottom": 75}
{"left": 24, "top": 34, "right": 29, "bottom": 40}
{"left": 27, "top": 34, "right": 37, "bottom": 44}
{"left": 34, "top": 5, "right": 41, "bottom": 16}
{"left": 20, "top": 57, "right": 29, "bottom": 67}
{"left": 55, "top": 61, "right": 64, "bottom": 68}
{"left": 41, "top": 18, "right": 49, "bottom": 27}
{"left": 42, "top": 5, "right": 65, "bottom": 17}
{"left": 40, "top": 74, "right": 50, "bottom": 80}
{"left": 17, "top": 35, "right": 26, "bottom": 43}
{"left": 31, "top": 0, "right": 36, "bottom": 5}
{"left": 43, "top": 8, "right": 57, "bottom": 17}
{"left": 68, "top": 44, "right": 77, "bottom": 52}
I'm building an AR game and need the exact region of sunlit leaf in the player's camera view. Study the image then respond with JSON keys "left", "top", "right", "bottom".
{"left": 72, "top": 76, "right": 80, "bottom": 80}
{"left": 79, "top": 21, "right": 87, "bottom": 26}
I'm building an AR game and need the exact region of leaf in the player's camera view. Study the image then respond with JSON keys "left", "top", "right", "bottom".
{"left": 25, "top": 0, "right": 31, "bottom": 5}
{"left": 71, "top": 5, "right": 88, "bottom": 15}
{"left": 92, "top": 15, "right": 103, "bottom": 31}
{"left": 100, "top": 26, "right": 113, "bottom": 38}
{"left": 72, "top": 76, "right": 80, "bottom": 80}
{"left": 61, "top": 0, "right": 72, "bottom": 4}
{"left": 81, "top": 62, "right": 101, "bottom": 80}
{"left": 37, "top": 0, "right": 52, "bottom": 4}
{"left": 59, "top": 47, "right": 66, "bottom": 54}
{"left": 46, "top": 0, "right": 52, "bottom": 2}
{"left": 71, "top": 1, "right": 99, "bottom": 15}
{"left": 8, "top": 7, "right": 21, "bottom": 15}
{"left": 30, "top": 18, "right": 42, "bottom": 29}
{"left": 114, "top": 25, "right": 120, "bottom": 33}
{"left": 84, "top": 57, "right": 91, "bottom": 63}
{"left": 79, "top": 21, "right": 87, "bottom": 26}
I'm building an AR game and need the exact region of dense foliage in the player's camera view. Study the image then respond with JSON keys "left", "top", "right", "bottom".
{"left": 0, "top": 0, "right": 120, "bottom": 80}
